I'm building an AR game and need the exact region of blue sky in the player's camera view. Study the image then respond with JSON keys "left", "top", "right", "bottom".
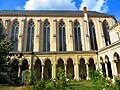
{"left": 0, "top": 0, "right": 120, "bottom": 21}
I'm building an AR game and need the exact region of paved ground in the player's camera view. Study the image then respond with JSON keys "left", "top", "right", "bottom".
{"left": 13, "top": 86, "right": 27, "bottom": 90}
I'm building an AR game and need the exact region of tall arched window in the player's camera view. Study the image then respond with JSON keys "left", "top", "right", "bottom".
{"left": 102, "top": 20, "right": 111, "bottom": 46}
{"left": 43, "top": 20, "right": 50, "bottom": 52}
{"left": 11, "top": 19, "right": 19, "bottom": 51}
{"left": 74, "top": 20, "right": 82, "bottom": 51}
{"left": 59, "top": 20, "right": 66, "bottom": 51}
{"left": 89, "top": 20, "right": 98, "bottom": 50}
{"left": 0, "top": 19, "right": 3, "bottom": 37}
{"left": 26, "top": 19, "right": 34, "bottom": 52}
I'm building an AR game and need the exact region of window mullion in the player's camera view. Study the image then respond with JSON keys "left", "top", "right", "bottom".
{"left": 92, "top": 27, "right": 95, "bottom": 50}
{"left": 62, "top": 27, "right": 64, "bottom": 51}
{"left": 46, "top": 27, "right": 48, "bottom": 52}
{"left": 77, "top": 27, "right": 80, "bottom": 51}
{"left": 30, "top": 27, "right": 32, "bottom": 51}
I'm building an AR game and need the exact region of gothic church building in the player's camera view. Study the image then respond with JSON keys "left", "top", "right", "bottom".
{"left": 0, "top": 7, "right": 120, "bottom": 80}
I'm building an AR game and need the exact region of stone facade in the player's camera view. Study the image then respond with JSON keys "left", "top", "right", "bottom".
{"left": 0, "top": 8, "right": 120, "bottom": 81}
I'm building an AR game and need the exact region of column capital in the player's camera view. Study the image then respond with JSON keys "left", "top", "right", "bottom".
{"left": 85, "top": 62, "right": 89, "bottom": 65}
{"left": 42, "top": 64, "right": 45, "bottom": 67}
{"left": 113, "top": 59, "right": 118, "bottom": 63}
{"left": 105, "top": 60, "right": 108, "bottom": 64}
{"left": 94, "top": 62, "right": 97, "bottom": 65}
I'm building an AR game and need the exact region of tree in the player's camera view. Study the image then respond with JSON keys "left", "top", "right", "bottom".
{"left": 0, "top": 34, "right": 14, "bottom": 84}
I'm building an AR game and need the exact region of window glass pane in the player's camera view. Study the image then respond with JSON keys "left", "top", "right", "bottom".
{"left": 63, "top": 27, "right": 66, "bottom": 51}
{"left": 78, "top": 27, "right": 82, "bottom": 51}
{"left": 31, "top": 27, "right": 34, "bottom": 51}
{"left": 59, "top": 27, "right": 62, "bottom": 51}
{"left": 26, "top": 27, "right": 30, "bottom": 51}
{"left": 43, "top": 27, "right": 46, "bottom": 52}
{"left": 11, "top": 20, "right": 19, "bottom": 51}
{"left": 59, "top": 21, "right": 66, "bottom": 51}
{"left": 74, "top": 27, "right": 78, "bottom": 51}
{"left": 102, "top": 21, "right": 111, "bottom": 46}
{"left": 47, "top": 27, "right": 50, "bottom": 51}
{"left": 26, "top": 20, "right": 34, "bottom": 52}
{"left": 89, "top": 21, "right": 98, "bottom": 50}
{"left": 93, "top": 27, "right": 98, "bottom": 50}
{"left": 89, "top": 26, "right": 94, "bottom": 50}
{"left": 43, "top": 21, "right": 50, "bottom": 52}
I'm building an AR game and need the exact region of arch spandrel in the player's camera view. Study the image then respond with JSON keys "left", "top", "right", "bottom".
{"left": 10, "top": 57, "right": 18, "bottom": 64}
{"left": 43, "top": 58, "right": 53, "bottom": 65}
{"left": 66, "top": 57, "right": 75, "bottom": 65}
{"left": 33, "top": 57, "right": 42, "bottom": 66}
{"left": 56, "top": 57, "right": 65, "bottom": 65}
{"left": 19, "top": 57, "right": 30, "bottom": 66}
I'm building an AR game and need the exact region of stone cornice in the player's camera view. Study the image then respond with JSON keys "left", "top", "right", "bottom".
{"left": 0, "top": 14, "right": 114, "bottom": 18}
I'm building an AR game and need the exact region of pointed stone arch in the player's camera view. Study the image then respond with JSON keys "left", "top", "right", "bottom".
{"left": 10, "top": 59, "right": 19, "bottom": 80}
{"left": 102, "top": 20, "right": 111, "bottom": 46}
{"left": 114, "top": 52, "right": 120, "bottom": 74}
{"left": 34, "top": 59, "right": 42, "bottom": 79}
{"left": 66, "top": 58, "right": 74, "bottom": 79}
{"left": 79, "top": 58, "right": 87, "bottom": 79}
{"left": 100, "top": 57, "right": 106, "bottom": 77}
{"left": 88, "top": 58, "right": 96, "bottom": 71}
{"left": 44, "top": 59, "right": 52, "bottom": 79}
{"left": 105, "top": 55, "right": 113, "bottom": 78}
{"left": 57, "top": 58, "right": 64, "bottom": 69}
{"left": 20, "top": 59, "right": 29, "bottom": 77}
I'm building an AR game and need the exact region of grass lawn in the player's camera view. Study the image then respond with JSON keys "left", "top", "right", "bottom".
{"left": 0, "top": 85, "right": 14, "bottom": 90}
{"left": 0, "top": 80, "right": 115, "bottom": 90}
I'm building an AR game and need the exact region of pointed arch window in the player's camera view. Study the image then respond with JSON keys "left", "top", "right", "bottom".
{"left": 89, "top": 20, "right": 98, "bottom": 50}
{"left": 11, "top": 20, "right": 19, "bottom": 51}
{"left": 74, "top": 20, "right": 82, "bottom": 51}
{"left": 102, "top": 20, "right": 111, "bottom": 46}
{"left": 0, "top": 19, "right": 3, "bottom": 37}
{"left": 26, "top": 20, "right": 34, "bottom": 52}
{"left": 59, "top": 20, "right": 66, "bottom": 51}
{"left": 43, "top": 20, "right": 50, "bottom": 52}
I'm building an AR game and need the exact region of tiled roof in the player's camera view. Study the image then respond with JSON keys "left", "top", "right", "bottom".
{"left": 0, "top": 10, "right": 114, "bottom": 17}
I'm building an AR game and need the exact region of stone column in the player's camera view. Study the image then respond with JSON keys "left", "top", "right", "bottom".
{"left": 18, "top": 65, "right": 21, "bottom": 77}
{"left": 84, "top": 21, "right": 90, "bottom": 51}
{"left": 111, "top": 60, "right": 118, "bottom": 79}
{"left": 95, "top": 62, "right": 98, "bottom": 70}
{"left": 105, "top": 61, "right": 109, "bottom": 77}
{"left": 86, "top": 62, "right": 89, "bottom": 80}
{"left": 69, "top": 20, "right": 73, "bottom": 51}
{"left": 41, "top": 65, "right": 44, "bottom": 79}
{"left": 74, "top": 63, "right": 76, "bottom": 80}
{"left": 39, "top": 20, "right": 43, "bottom": 52}
{"left": 51, "top": 20, "right": 57, "bottom": 51}
{"left": 99, "top": 20, "right": 105, "bottom": 47}
{"left": 34, "top": 20, "right": 40, "bottom": 52}
{"left": 52, "top": 64, "right": 56, "bottom": 79}
{"left": 64, "top": 64, "right": 67, "bottom": 76}
{"left": 74, "top": 63, "right": 79, "bottom": 81}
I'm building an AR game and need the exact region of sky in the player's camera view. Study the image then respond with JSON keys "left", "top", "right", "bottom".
{"left": 0, "top": 0, "right": 120, "bottom": 21}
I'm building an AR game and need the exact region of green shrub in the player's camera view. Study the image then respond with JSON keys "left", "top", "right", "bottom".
{"left": 24, "top": 70, "right": 31, "bottom": 82}
{"left": 55, "top": 67, "right": 67, "bottom": 89}
{"left": 30, "top": 70, "right": 38, "bottom": 85}
{"left": 89, "top": 69, "right": 103, "bottom": 83}
{"left": 114, "top": 75, "right": 120, "bottom": 90}
{"left": 34, "top": 79, "right": 46, "bottom": 90}
{"left": 0, "top": 72, "right": 8, "bottom": 84}
{"left": 44, "top": 81, "right": 56, "bottom": 90}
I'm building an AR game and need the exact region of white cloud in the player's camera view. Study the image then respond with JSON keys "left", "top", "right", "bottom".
{"left": 24, "top": 0, "right": 77, "bottom": 10}
{"left": 23, "top": 0, "right": 109, "bottom": 13}
{"left": 79, "top": 0, "right": 109, "bottom": 13}
{"left": 16, "top": 6, "right": 24, "bottom": 10}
